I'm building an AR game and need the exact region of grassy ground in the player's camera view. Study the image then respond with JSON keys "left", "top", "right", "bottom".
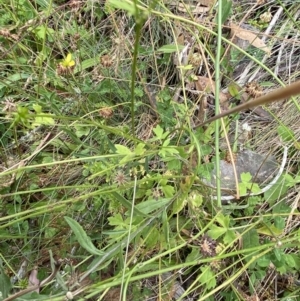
{"left": 1, "top": 0, "right": 300, "bottom": 300}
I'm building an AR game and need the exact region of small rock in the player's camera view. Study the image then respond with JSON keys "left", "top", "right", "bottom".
{"left": 208, "top": 149, "right": 278, "bottom": 192}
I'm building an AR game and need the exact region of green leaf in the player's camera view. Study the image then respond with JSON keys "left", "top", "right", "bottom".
{"left": 200, "top": 144, "right": 212, "bottom": 156}
{"left": 108, "top": 0, "right": 136, "bottom": 15}
{"left": 144, "top": 227, "right": 159, "bottom": 248}
{"left": 228, "top": 82, "right": 240, "bottom": 98}
{"left": 285, "top": 254, "right": 296, "bottom": 268}
{"left": 115, "top": 144, "right": 133, "bottom": 155}
{"left": 0, "top": 73, "right": 30, "bottom": 91}
{"left": 248, "top": 183, "right": 261, "bottom": 193}
{"left": 223, "top": 229, "right": 236, "bottom": 244}
{"left": 277, "top": 125, "right": 295, "bottom": 142}
{"left": 240, "top": 172, "right": 252, "bottom": 182}
{"left": 254, "top": 269, "right": 266, "bottom": 281}
{"left": 238, "top": 182, "right": 247, "bottom": 195}
{"left": 207, "top": 224, "right": 227, "bottom": 239}
{"left": 134, "top": 87, "right": 144, "bottom": 97}
{"left": 274, "top": 216, "right": 285, "bottom": 230}
{"left": 260, "top": 81, "right": 275, "bottom": 87}
{"left": 134, "top": 198, "right": 170, "bottom": 214}
{"left": 33, "top": 114, "right": 55, "bottom": 126}
{"left": 32, "top": 104, "right": 42, "bottom": 113}
{"left": 202, "top": 123, "right": 216, "bottom": 143}
{"left": 271, "top": 251, "right": 285, "bottom": 268}
{"left": 44, "top": 227, "right": 57, "bottom": 239}
{"left": 242, "top": 229, "right": 259, "bottom": 250}
{"left": 186, "top": 248, "right": 201, "bottom": 262}
{"left": 159, "top": 146, "right": 179, "bottom": 158}
{"left": 119, "top": 155, "right": 133, "bottom": 165}
{"left": 257, "top": 256, "right": 270, "bottom": 267}
{"left": 108, "top": 213, "right": 125, "bottom": 227}
{"left": 162, "top": 138, "right": 170, "bottom": 147}
{"left": 272, "top": 201, "right": 290, "bottom": 214}
{"left": 167, "top": 158, "right": 182, "bottom": 171}
{"left": 74, "top": 58, "right": 99, "bottom": 74}
{"left": 110, "top": 192, "right": 150, "bottom": 217}
{"left": 276, "top": 265, "right": 287, "bottom": 274}
{"left": 217, "top": 0, "right": 232, "bottom": 24}
{"left": 74, "top": 125, "right": 90, "bottom": 138}
{"left": 273, "top": 248, "right": 282, "bottom": 262}
{"left": 284, "top": 173, "right": 294, "bottom": 184}
{"left": 158, "top": 176, "right": 168, "bottom": 186}
{"left": 198, "top": 265, "right": 216, "bottom": 290}
{"left": 188, "top": 191, "right": 203, "bottom": 209}
{"left": 264, "top": 175, "right": 289, "bottom": 204}
{"left": 161, "top": 185, "right": 175, "bottom": 197}
{"left": 64, "top": 216, "right": 103, "bottom": 256}
{"left": 157, "top": 44, "right": 184, "bottom": 53}
{"left": 257, "top": 224, "right": 283, "bottom": 236}
{"left": 0, "top": 262, "right": 11, "bottom": 298}
{"left": 248, "top": 196, "right": 261, "bottom": 206}
{"left": 134, "top": 143, "right": 146, "bottom": 156}
{"left": 283, "top": 173, "right": 300, "bottom": 187}
{"left": 172, "top": 195, "right": 187, "bottom": 214}
{"left": 153, "top": 125, "right": 166, "bottom": 139}
{"left": 34, "top": 25, "right": 54, "bottom": 40}
{"left": 290, "top": 254, "right": 300, "bottom": 270}
{"left": 216, "top": 214, "right": 230, "bottom": 229}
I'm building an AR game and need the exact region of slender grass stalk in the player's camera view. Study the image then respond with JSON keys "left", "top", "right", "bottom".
{"left": 130, "top": 0, "right": 144, "bottom": 139}
{"left": 121, "top": 176, "right": 137, "bottom": 300}
{"left": 214, "top": 0, "right": 223, "bottom": 207}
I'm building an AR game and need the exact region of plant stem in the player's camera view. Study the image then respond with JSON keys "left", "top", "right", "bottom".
{"left": 214, "top": 0, "right": 223, "bottom": 208}
{"left": 130, "top": 1, "right": 144, "bottom": 141}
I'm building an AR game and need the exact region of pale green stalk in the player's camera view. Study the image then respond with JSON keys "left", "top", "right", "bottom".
{"left": 214, "top": 0, "right": 222, "bottom": 207}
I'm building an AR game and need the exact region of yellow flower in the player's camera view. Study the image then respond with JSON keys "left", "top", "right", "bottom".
{"left": 57, "top": 53, "right": 75, "bottom": 75}
{"left": 61, "top": 53, "right": 75, "bottom": 68}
